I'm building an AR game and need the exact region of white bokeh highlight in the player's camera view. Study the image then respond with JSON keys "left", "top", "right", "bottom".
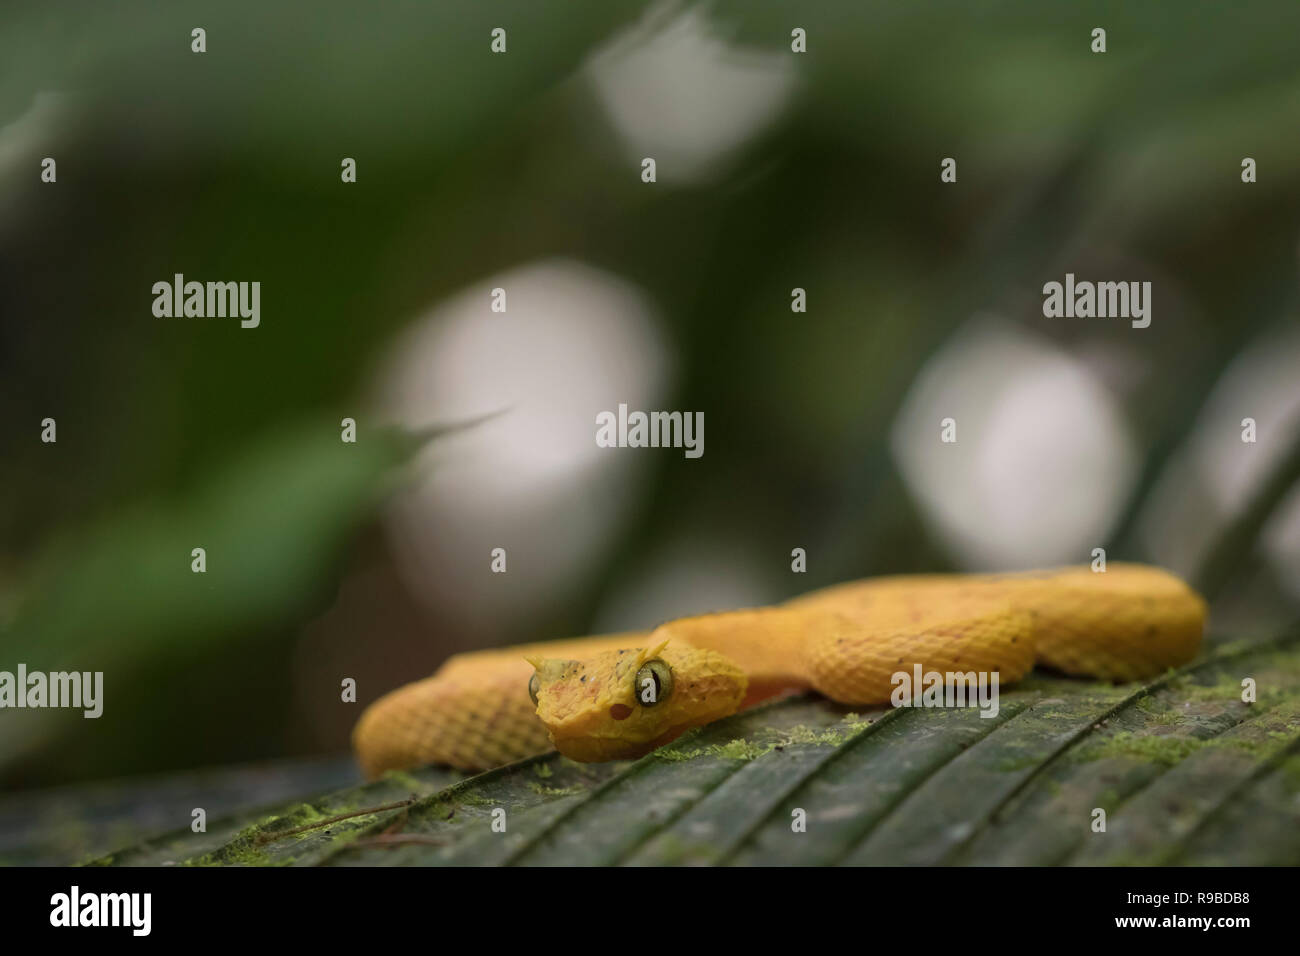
{"left": 891, "top": 315, "right": 1140, "bottom": 570}
{"left": 586, "top": 6, "right": 797, "bottom": 184}
{"left": 372, "top": 259, "right": 671, "bottom": 627}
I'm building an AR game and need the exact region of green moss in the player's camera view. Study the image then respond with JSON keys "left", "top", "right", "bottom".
{"left": 1172, "top": 653, "right": 1300, "bottom": 709}
{"left": 533, "top": 763, "right": 553, "bottom": 779}
{"left": 182, "top": 795, "right": 415, "bottom": 867}
{"left": 379, "top": 770, "right": 428, "bottom": 792}
{"left": 655, "top": 738, "right": 770, "bottom": 762}
{"left": 777, "top": 724, "right": 855, "bottom": 747}
{"left": 1203, "top": 731, "right": 1295, "bottom": 758}
{"left": 1071, "top": 723, "right": 1299, "bottom": 768}
{"left": 187, "top": 835, "right": 274, "bottom": 867}
{"left": 654, "top": 721, "right": 869, "bottom": 763}
{"left": 1074, "top": 731, "right": 1206, "bottom": 766}
{"left": 1176, "top": 675, "right": 1254, "bottom": 703}
{"left": 526, "top": 782, "right": 585, "bottom": 797}
{"left": 641, "top": 832, "right": 718, "bottom": 865}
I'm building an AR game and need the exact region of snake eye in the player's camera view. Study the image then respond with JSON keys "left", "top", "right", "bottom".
{"left": 528, "top": 673, "right": 541, "bottom": 707}
{"left": 635, "top": 659, "right": 673, "bottom": 707}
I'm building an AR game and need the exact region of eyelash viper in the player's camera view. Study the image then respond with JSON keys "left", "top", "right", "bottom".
{"left": 352, "top": 563, "right": 1205, "bottom": 775}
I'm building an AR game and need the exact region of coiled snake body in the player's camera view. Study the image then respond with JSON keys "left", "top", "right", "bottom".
{"left": 353, "top": 563, "right": 1206, "bottom": 775}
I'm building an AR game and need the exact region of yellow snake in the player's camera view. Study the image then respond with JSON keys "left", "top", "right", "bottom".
{"left": 352, "top": 563, "right": 1206, "bottom": 775}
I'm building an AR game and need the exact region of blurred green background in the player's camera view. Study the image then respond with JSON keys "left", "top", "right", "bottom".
{"left": 2, "top": 0, "right": 1299, "bottom": 822}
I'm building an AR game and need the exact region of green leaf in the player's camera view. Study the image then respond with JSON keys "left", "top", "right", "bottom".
{"left": 0, "top": 421, "right": 428, "bottom": 774}
{"left": 90, "top": 633, "right": 1300, "bottom": 865}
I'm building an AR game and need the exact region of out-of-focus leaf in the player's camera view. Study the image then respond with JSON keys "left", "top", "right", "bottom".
{"left": 1, "top": 1, "right": 649, "bottom": 158}
{"left": 0, "top": 422, "right": 417, "bottom": 772}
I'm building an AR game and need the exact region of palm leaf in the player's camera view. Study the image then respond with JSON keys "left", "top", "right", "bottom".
{"left": 89, "top": 633, "right": 1300, "bottom": 866}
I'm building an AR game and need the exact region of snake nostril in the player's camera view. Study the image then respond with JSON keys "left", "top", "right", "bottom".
{"left": 609, "top": 704, "right": 633, "bottom": 721}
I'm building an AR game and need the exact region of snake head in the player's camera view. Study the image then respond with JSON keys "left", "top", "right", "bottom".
{"left": 526, "top": 641, "right": 747, "bottom": 762}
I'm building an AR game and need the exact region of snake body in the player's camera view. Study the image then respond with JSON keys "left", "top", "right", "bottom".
{"left": 352, "top": 563, "right": 1206, "bottom": 776}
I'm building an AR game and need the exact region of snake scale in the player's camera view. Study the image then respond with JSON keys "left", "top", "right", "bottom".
{"left": 352, "top": 563, "right": 1206, "bottom": 775}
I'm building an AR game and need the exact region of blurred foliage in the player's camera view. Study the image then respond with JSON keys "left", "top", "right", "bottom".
{"left": 1, "top": 0, "right": 1300, "bottom": 801}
